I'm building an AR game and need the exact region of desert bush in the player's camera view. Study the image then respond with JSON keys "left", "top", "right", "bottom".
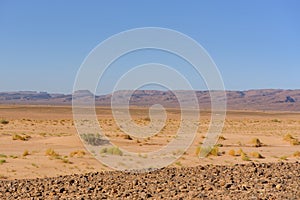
{"left": 45, "top": 148, "right": 72, "bottom": 163}
{"left": 123, "top": 134, "right": 133, "bottom": 140}
{"left": 0, "top": 174, "right": 7, "bottom": 179}
{"left": 250, "top": 138, "right": 262, "bottom": 147}
{"left": 293, "top": 151, "right": 300, "bottom": 157}
{"left": 81, "top": 133, "right": 104, "bottom": 146}
{"left": 271, "top": 119, "right": 281, "bottom": 123}
{"left": 100, "top": 146, "right": 123, "bottom": 156}
{"left": 236, "top": 148, "right": 250, "bottom": 161}
{"left": 236, "top": 148, "right": 243, "bottom": 156}
{"left": 283, "top": 134, "right": 300, "bottom": 145}
{"left": 9, "top": 155, "right": 18, "bottom": 159}
{"left": 219, "top": 135, "right": 226, "bottom": 140}
{"left": 31, "top": 163, "right": 39, "bottom": 168}
{"left": 241, "top": 152, "right": 250, "bottom": 161}
{"left": 250, "top": 152, "right": 264, "bottom": 159}
{"left": 70, "top": 150, "right": 86, "bottom": 157}
{"left": 196, "top": 145, "right": 219, "bottom": 157}
{"left": 279, "top": 155, "right": 288, "bottom": 160}
{"left": 0, "top": 159, "right": 6, "bottom": 164}
{"left": 0, "top": 154, "right": 7, "bottom": 158}
{"left": 12, "top": 134, "right": 31, "bottom": 141}
{"left": 45, "top": 148, "right": 60, "bottom": 158}
{"left": 0, "top": 119, "right": 9, "bottom": 125}
{"left": 228, "top": 149, "right": 235, "bottom": 156}
{"left": 23, "top": 150, "right": 29, "bottom": 157}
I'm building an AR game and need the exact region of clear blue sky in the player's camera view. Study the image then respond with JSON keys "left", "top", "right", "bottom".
{"left": 0, "top": 1, "right": 299, "bottom": 94}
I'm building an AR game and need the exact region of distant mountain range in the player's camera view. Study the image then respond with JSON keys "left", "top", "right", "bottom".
{"left": 0, "top": 89, "right": 300, "bottom": 111}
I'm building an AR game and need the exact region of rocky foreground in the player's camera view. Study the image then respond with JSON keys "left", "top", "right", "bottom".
{"left": 0, "top": 162, "right": 299, "bottom": 200}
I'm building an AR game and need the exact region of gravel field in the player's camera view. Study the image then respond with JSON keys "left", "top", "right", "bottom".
{"left": 0, "top": 162, "right": 299, "bottom": 200}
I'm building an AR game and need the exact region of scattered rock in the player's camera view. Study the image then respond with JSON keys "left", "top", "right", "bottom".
{"left": 0, "top": 162, "right": 298, "bottom": 199}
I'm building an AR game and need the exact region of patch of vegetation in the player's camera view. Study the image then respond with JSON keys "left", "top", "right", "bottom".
{"left": 219, "top": 135, "right": 226, "bottom": 140}
{"left": 271, "top": 119, "right": 281, "bottom": 123}
{"left": 0, "top": 154, "right": 7, "bottom": 158}
{"left": 228, "top": 149, "right": 236, "bottom": 156}
{"left": 70, "top": 150, "right": 86, "bottom": 157}
{"left": 293, "top": 151, "right": 300, "bottom": 157}
{"left": 61, "top": 158, "right": 72, "bottom": 164}
{"left": 241, "top": 152, "right": 250, "bottom": 161}
{"left": 0, "top": 174, "right": 7, "bottom": 179}
{"left": 39, "top": 132, "right": 47, "bottom": 137}
{"left": 0, "top": 159, "right": 6, "bottom": 165}
{"left": 279, "top": 155, "right": 288, "bottom": 160}
{"left": 9, "top": 155, "right": 18, "bottom": 159}
{"left": 100, "top": 146, "right": 123, "bottom": 156}
{"left": 143, "top": 117, "right": 151, "bottom": 122}
{"left": 45, "top": 148, "right": 60, "bottom": 159}
{"left": 0, "top": 119, "right": 9, "bottom": 125}
{"left": 23, "top": 150, "right": 29, "bottom": 157}
{"left": 250, "top": 138, "right": 262, "bottom": 147}
{"left": 81, "top": 133, "right": 105, "bottom": 146}
{"left": 31, "top": 163, "right": 39, "bottom": 168}
{"left": 123, "top": 134, "right": 133, "bottom": 140}
{"left": 196, "top": 145, "right": 219, "bottom": 157}
{"left": 236, "top": 149, "right": 251, "bottom": 161}
{"left": 45, "top": 148, "right": 72, "bottom": 164}
{"left": 138, "top": 153, "right": 148, "bottom": 158}
{"left": 250, "top": 152, "right": 264, "bottom": 159}
{"left": 12, "top": 134, "right": 31, "bottom": 141}
{"left": 283, "top": 134, "right": 300, "bottom": 145}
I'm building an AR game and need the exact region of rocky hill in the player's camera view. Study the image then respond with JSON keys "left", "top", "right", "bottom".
{"left": 0, "top": 89, "right": 300, "bottom": 111}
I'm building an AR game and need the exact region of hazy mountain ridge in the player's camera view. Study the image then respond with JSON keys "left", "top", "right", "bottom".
{"left": 0, "top": 89, "right": 299, "bottom": 111}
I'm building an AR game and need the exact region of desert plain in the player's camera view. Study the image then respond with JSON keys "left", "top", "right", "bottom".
{"left": 0, "top": 105, "right": 299, "bottom": 180}
{"left": 0, "top": 105, "right": 299, "bottom": 199}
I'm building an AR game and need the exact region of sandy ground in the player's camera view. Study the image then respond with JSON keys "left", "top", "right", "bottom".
{"left": 0, "top": 105, "right": 299, "bottom": 180}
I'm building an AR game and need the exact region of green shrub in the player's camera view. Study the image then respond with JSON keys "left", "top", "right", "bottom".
{"left": 0, "top": 154, "right": 7, "bottom": 158}
{"left": 0, "top": 119, "right": 9, "bottom": 125}
{"left": 0, "top": 159, "right": 6, "bottom": 164}
{"left": 81, "top": 133, "right": 104, "bottom": 146}
{"left": 241, "top": 152, "right": 250, "bottom": 161}
{"left": 100, "top": 147, "right": 123, "bottom": 156}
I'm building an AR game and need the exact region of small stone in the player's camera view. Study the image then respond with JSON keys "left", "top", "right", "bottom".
{"left": 276, "top": 184, "right": 282, "bottom": 190}
{"left": 133, "top": 179, "right": 138, "bottom": 186}
{"left": 225, "top": 183, "right": 232, "bottom": 189}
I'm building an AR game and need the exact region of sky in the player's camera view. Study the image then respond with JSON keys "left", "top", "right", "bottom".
{"left": 0, "top": 1, "right": 299, "bottom": 94}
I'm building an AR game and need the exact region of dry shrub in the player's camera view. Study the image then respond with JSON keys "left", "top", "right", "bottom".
{"left": 283, "top": 134, "right": 300, "bottom": 145}
{"left": 228, "top": 149, "right": 235, "bottom": 156}
{"left": 23, "top": 150, "right": 29, "bottom": 157}
{"left": 196, "top": 146, "right": 219, "bottom": 157}
{"left": 70, "top": 150, "right": 86, "bottom": 157}
{"left": 250, "top": 138, "right": 262, "bottom": 147}
{"left": 12, "top": 134, "right": 31, "bottom": 141}
{"left": 45, "top": 148, "right": 60, "bottom": 158}
{"left": 100, "top": 147, "right": 123, "bottom": 156}
{"left": 219, "top": 135, "right": 226, "bottom": 140}
{"left": 293, "top": 151, "right": 300, "bottom": 157}
{"left": 0, "top": 119, "right": 9, "bottom": 125}
{"left": 123, "top": 134, "right": 133, "bottom": 140}
{"left": 250, "top": 152, "right": 264, "bottom": 159}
